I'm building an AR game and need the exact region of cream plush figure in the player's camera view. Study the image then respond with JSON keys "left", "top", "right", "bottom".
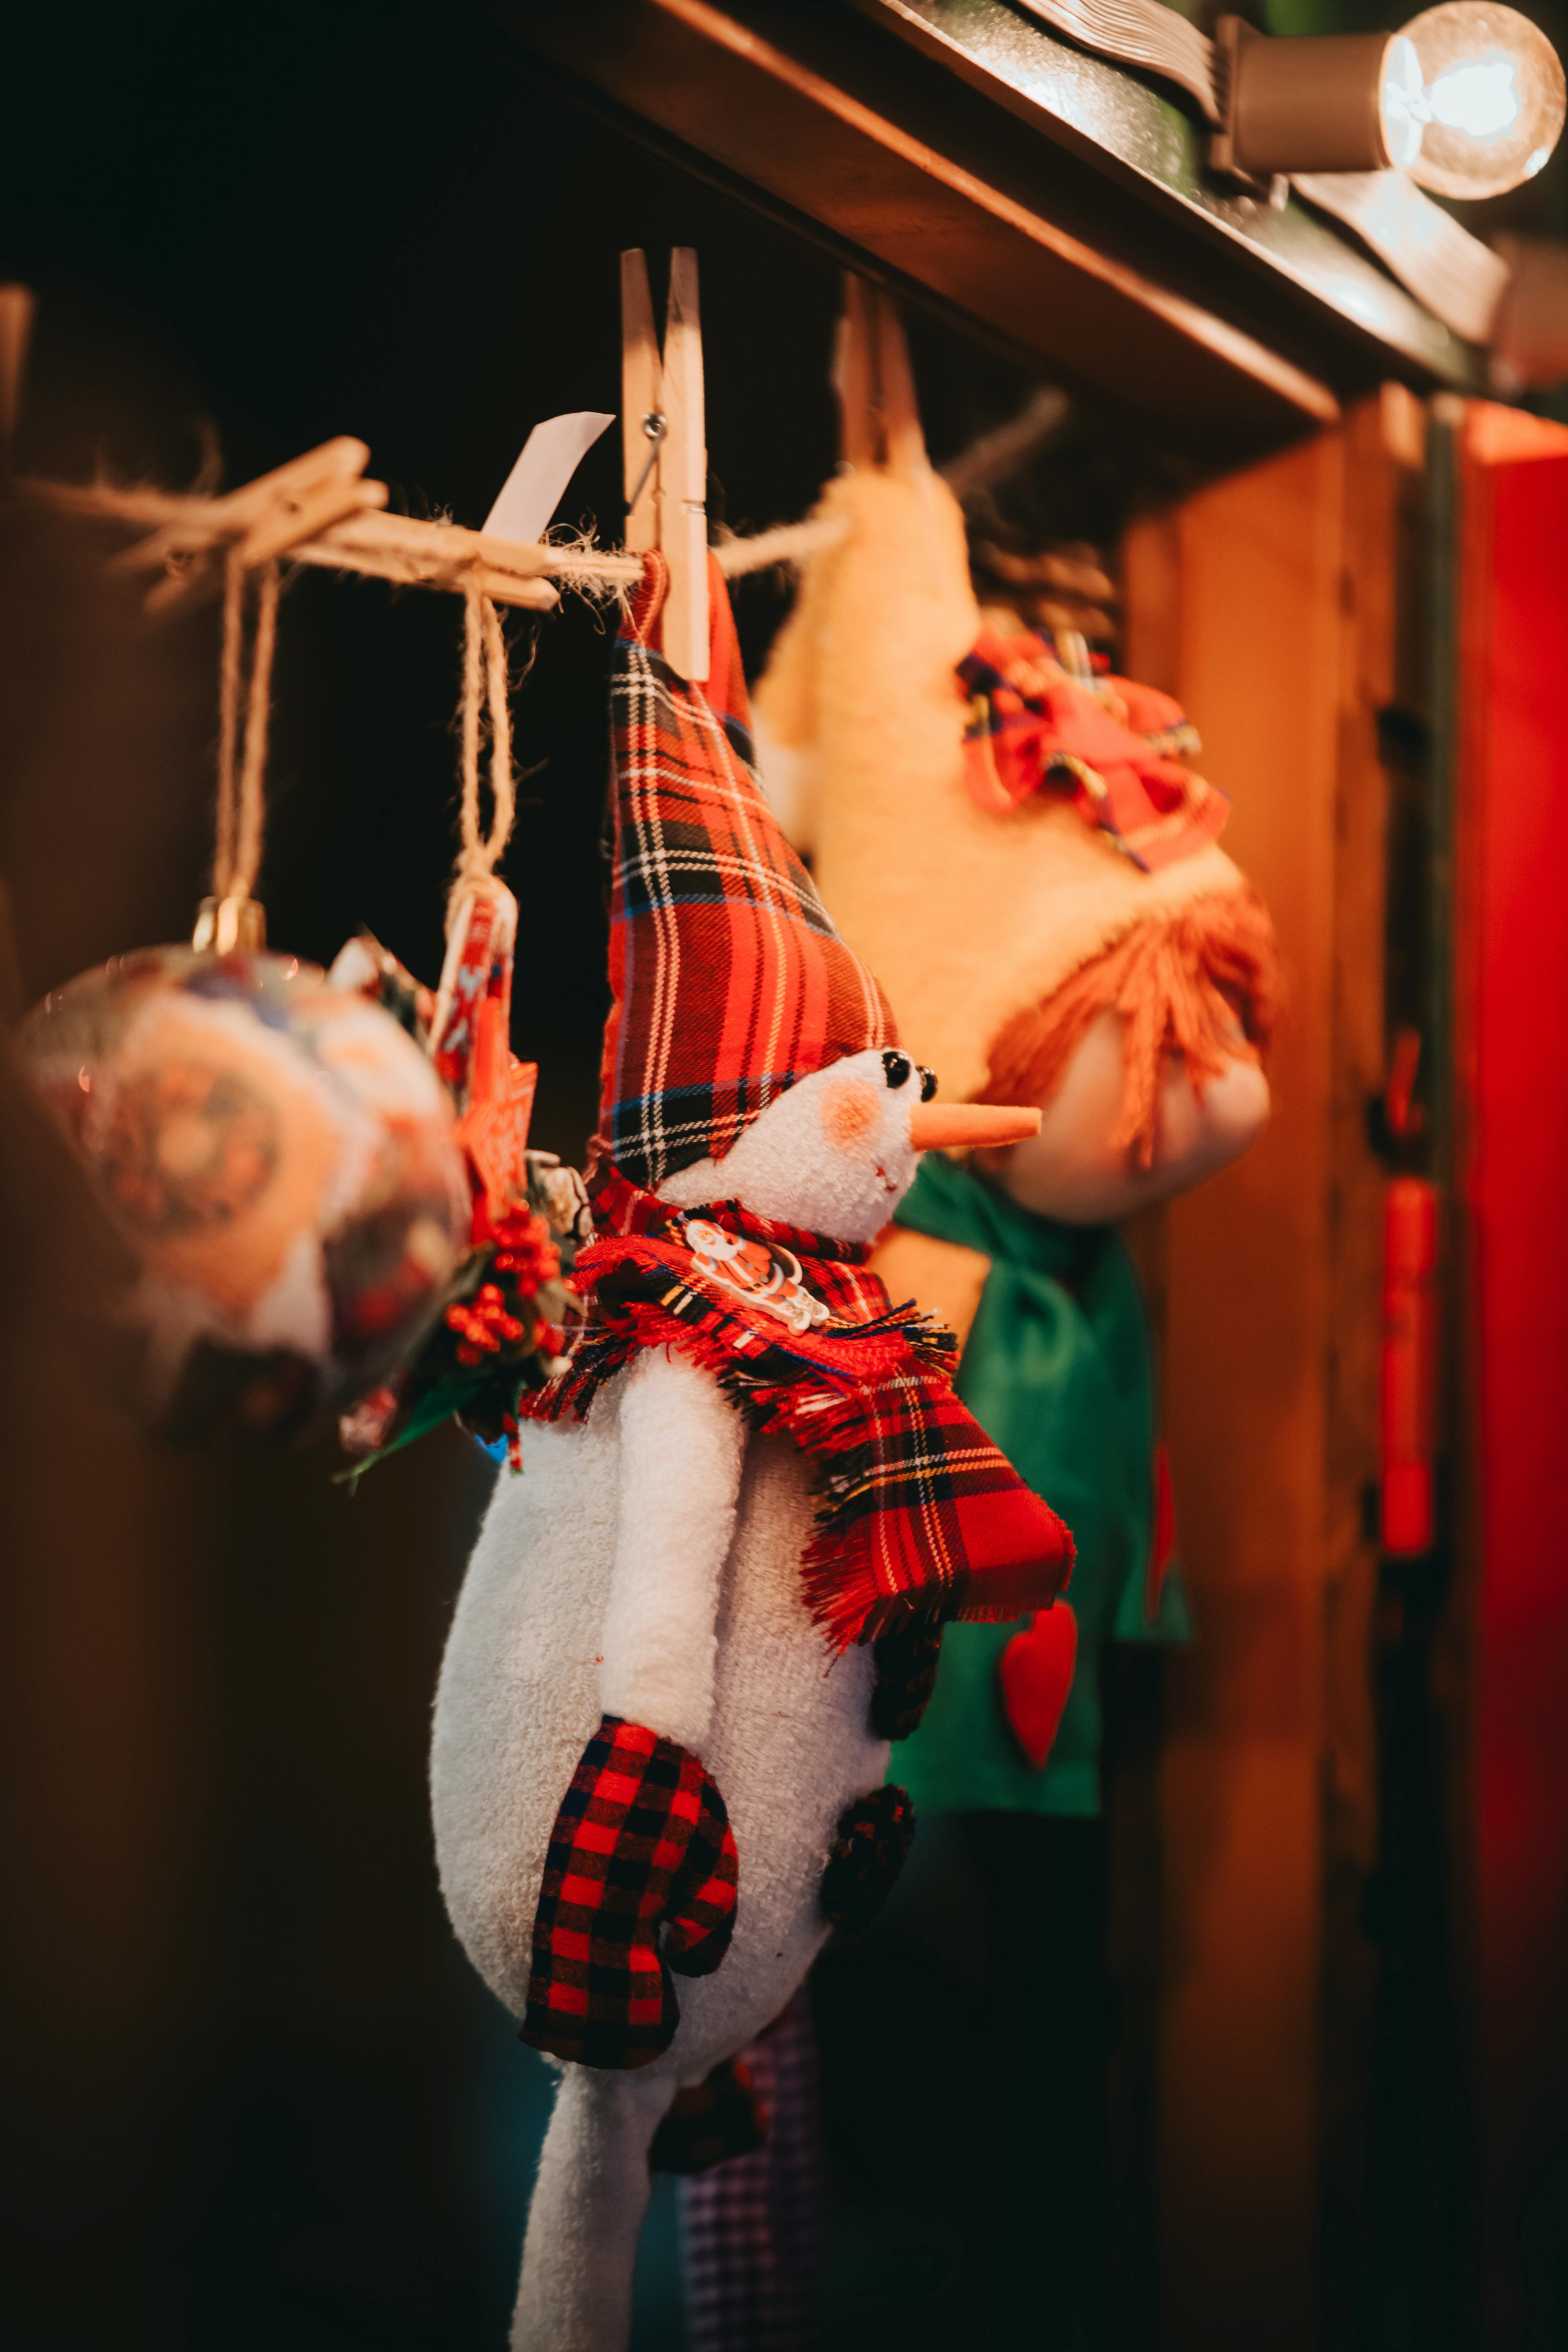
{"left": 681, "top": 281, "right": 1283, "bottom": 2349}
{"left": 429, "top": 550, "right": 1072, "bottom": 2352}
{"left": 754, "top": 281, "right": 1275, "bottom": 1213}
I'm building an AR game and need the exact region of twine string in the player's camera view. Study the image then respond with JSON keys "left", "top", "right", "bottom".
{"left": 450, "top": 579, "right": 519, "bottom": 920}
{"left": 215, "top": 554, "right": 243, "bottom": 897}
{"left": 213, "top": 554, "right": 281, "bottom": 907}
{"left": 209, "top": 550, "right": 517, "bottom": 935}
{"left": 233, "top": 561, "right": 279, "bottom": 902}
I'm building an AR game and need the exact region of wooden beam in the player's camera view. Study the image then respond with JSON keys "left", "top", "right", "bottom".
{"left": 494, "top": 0, "right": 1340, "bottom": 451}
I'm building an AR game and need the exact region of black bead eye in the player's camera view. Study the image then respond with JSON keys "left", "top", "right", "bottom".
{"left": 881, "top": 1049, "right": 914, "bottom": 1090}
{"left": 918, "top": 1066, "right": 938, "bottom": 1102}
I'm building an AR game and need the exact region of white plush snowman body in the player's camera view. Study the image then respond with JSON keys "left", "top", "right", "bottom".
{"left": 434, "top": 1409, "right": 880, "bottom": 2347}
{"left": 430, "top": 1050, "right": 932, "bottom": 2352}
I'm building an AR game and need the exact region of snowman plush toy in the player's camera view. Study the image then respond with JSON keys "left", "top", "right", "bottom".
{"left": 429, "top": 550, "right": 1073, "bottom": 2352}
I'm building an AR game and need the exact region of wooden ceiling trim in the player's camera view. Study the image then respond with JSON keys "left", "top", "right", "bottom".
{"left": 496, "top": 0, "right": 1341, "bottom": 445}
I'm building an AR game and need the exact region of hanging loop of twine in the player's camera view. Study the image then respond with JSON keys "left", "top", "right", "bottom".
{"left": 449, "top": 579, "right": 519, "bottom": 923}
{"left": 204, "top": 551, "right": 280, "bottom": 951}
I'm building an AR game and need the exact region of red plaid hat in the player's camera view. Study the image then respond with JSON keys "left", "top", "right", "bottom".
{"left": 597, "top": 553, "right": 896, "bottom": 1190}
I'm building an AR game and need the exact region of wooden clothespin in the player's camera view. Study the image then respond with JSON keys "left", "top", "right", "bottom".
{"left": 111, "top": 438, "right": 388, "bottom": 615}
{"left": 833, "top": 275, "right": 927, "bottom": 478}
{"left": 620, "top": 247, "right": 708, "bottom": 683}
{"left": 0, "top": 285, "right": 35, "bottom": 485}
{"left": 620, "top": 252, "right": 662, "bottom": 557}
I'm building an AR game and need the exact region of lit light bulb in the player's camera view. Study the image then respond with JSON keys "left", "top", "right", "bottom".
{"left": 1432, "top": 60, "right": 1520, "bottom": 136}
{"left": 1381, "top": 36, "right": 1428, "bottom": 167}
{"left": 1392, "top": 3, "right": 1566, "bottom": 198}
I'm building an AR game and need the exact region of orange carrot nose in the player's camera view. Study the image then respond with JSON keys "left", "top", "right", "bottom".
{"left": 908, "top": 1102, "right": 1042, "bottom": 1151}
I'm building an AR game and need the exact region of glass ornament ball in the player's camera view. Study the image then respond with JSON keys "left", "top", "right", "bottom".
{"left": 19, "top": 944, "right": 470, "bottom": 1443}
{"left": 1397, "top": 2, "right": 1566, "bottom": 198}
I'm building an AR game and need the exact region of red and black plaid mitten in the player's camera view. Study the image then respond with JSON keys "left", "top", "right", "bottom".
{"left": 520, "top": 1713, "right": 739, "bottom": 2070}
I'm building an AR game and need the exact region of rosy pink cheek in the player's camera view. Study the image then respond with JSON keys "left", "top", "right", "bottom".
{"left": 820, "top": 1085, "right": 880, "bottom": 1152}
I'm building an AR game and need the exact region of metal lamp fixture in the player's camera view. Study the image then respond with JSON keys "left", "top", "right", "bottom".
{"left": 1011, "top": 0, "right": 1558, "bottom": 338}
{"left": 1213, "top": 2, "right": 1566, "bottom": 193}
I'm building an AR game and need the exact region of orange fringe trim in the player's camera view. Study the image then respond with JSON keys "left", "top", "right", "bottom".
{"left": 978, "top": 886, "right": 1281, "bottom": 1170}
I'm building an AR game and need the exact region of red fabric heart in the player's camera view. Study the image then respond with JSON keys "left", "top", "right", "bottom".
{"left": 999, "top": 1603, "right": 1079, "bottom": 1769}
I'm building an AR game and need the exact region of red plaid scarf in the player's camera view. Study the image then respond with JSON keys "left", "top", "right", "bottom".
{"left": 599, "top": 552, "right": 894, "bottom": 1190}
{"left": 521, "top": 1166, "right": 1073, "bottom": 1650}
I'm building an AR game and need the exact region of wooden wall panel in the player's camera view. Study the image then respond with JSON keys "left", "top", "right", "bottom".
{"left": 1318, "top": 391, "right": 1424, "bottom": 2336}
{"left": 1129, "top": 429, "right": 1345, "bottom": 2348}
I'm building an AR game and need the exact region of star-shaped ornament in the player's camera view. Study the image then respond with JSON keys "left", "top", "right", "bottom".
{"left": 455, "top": 994, "right": 537, "bottom": 1219}
{"left": 459, "top": 1060, "right": 538, "bottom": 1219}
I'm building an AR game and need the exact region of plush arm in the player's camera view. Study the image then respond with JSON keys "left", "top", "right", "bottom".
{"left": 598, "top": 1346, "right": 745, "bottom": 1753}
{"left": 979, "top": 1005, "right": 1271, "bottom": 1225}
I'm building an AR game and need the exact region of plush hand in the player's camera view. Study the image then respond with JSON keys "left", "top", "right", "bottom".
{"left": 521, "top": 1714, "right": 739, "bottom": 2070}
{"left": 869, "top": 1615, "right": 945, "bottom": 1741}
{"left": 820, "top": 1784, "right": 915, "bottom": 1931}
{"left": 648, "top": 2054, "right": 769, "bottom": 2174}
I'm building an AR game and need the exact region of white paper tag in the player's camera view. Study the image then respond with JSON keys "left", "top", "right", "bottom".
{"left": 482, "top": 411, "right": 615, "bottom": 544}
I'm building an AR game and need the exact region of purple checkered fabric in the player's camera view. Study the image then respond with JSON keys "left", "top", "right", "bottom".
{"left": 679, "top": 1996, "right": 826, "bottom": 2352}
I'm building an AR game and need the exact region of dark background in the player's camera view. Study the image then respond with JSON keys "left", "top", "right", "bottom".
{"left": 0, "top": 8, "right": 1053, "bottom": 2348}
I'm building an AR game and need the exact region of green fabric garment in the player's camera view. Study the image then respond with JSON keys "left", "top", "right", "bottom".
{"left": 891, "top": 1155, "right": 1193, "bottom": 1819}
